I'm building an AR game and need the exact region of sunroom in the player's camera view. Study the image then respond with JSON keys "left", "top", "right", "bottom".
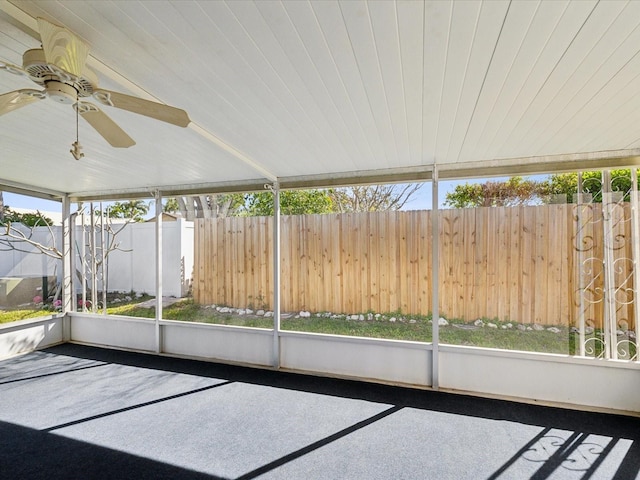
{"left": 1, "top": 1, "right": 639, "bottom": 478}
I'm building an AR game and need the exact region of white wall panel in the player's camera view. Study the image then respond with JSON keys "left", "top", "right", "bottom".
{"left": 69, "top": 313, "right": 156, "bottom": 352}
{"left": 0, "top": 316, "right": 63, "bottom": 359}
{"left": 280, "top": 332, "right": 431, "bottom": 386}
{"left": 440, "top": 345, "right": 640, "bottom": 413}
{"left": 162, "top": 320, "right": 273, "bottom": 367}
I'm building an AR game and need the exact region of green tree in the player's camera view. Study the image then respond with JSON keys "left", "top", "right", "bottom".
{"left": 444, "top": 176, "right": 546, "bottom": 208}
{"left": 1, "top": 208, "right": 53, "bottom": 227}
{"left": 545, "top": 170, "right": 637, "bottom": 203}
{"left": 444, "top": 170, "right": 639, "bottom": 208}
{"left": 106, "top": 200, "right": 150, "bottom": 222}
{"left": 163, "top": 198, "right": 180, "bottom": 213}
{"left": 244, "top": 190, "right": 334, "bottom": 216}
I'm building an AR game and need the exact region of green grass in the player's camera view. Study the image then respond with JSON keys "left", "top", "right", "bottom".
{"left": 0, "top": 309, "right": 58, "bottom": 324}
{"left": 106, "top": 300, "right": 577, "bottom": 354}
{"left": 4, "top": 299, "right": 637, "bottom": 358}
{"left": 441, "top": 327, "right": 575, "bottom": 354}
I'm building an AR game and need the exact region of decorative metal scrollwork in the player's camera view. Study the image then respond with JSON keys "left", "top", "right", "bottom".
{"left": 584, "top": 337, "right": 605, "bottom": 359}
{"left": 575, "top": 170, "right": 639, "bottom": 360}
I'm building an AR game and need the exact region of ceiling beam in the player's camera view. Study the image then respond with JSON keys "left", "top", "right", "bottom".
{"left": 67, "top": 149, "right": 640, "bottom": 201}
{"left": 438, "top": 149, "right": 640, "bottom": 180}
{"left": 0, "top": 178, "right": 64, "bottom": 201}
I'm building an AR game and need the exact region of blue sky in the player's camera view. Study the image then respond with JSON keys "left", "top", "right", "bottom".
{"left": 3, "top": 192, "right": 61, "bottom": 212}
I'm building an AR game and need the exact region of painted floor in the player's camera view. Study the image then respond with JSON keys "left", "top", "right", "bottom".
{"left": 0, "top": 344, "right": 638, "bottom": 480}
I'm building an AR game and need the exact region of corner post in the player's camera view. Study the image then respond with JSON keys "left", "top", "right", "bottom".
{"left": 155, "top": 191, "right": 163, "bottom": 353}
{"left": 431, "top": 167, "right": 440, "bottom": 390}
{"left": 272, "top": 182, "right": 281, "bottom": 368}
{"left": 62, "top": 195, "right": 72, "bottom": 340}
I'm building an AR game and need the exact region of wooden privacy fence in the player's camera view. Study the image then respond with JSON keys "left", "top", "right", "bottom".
{"left": 194, "top": 204, "right": 637, "bottom": 328}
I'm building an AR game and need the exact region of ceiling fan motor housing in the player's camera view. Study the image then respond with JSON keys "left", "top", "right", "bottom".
{"left": 45, "top": 80, "right": 77, "bottom": 104}
{"left": 22, "top": 48, "right": 97, "bottom": 98}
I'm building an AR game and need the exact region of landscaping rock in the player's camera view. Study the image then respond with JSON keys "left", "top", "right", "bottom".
{"left": 547, "top": 327, "right": 561, "bottom": 334}
{"left": 452, "top": 324, "right": 478, "bottom": 330}
{"left": 135, "top": 292, "right": 143, "bottom": 298}
{"left": 264, "top": 311, "right": 274, "bottom": 317}
{"left": 125, "top": 296, "right": 132, "bottom": 302}
{"left": 474, "top": 319, "right": 485, "bottom": 327}
{"left": 389, "top": 317, "right": 396, "bottom": 323}
{"left": 438, "top": 317, "right": 448, "bottom": 326}
{"left": 219, "top": 307, "right": 230, "bottom": 313}
{"left": 505, "top": 323, "right": 513, "bottom": 329}
{"left": 585, "top": 327, "right": 594, "bottom": 335}
{"left": 532, "top": 324, "right": 544, "bottom": 331}
{"left": 375, "top": 313, "right": 381, "bottom": 319}
{"left": 358, "top": 314, "right": 365, "bottom": 321}
{"left": 501, "top": 325, "right": 508, "bottom": 329}
{"left": 517, "top": 324, "right": 526, "bottom": 331}
{"left": 237, "top": 309, "right": 246, "bottom": 315}
{"left": 526, "top": 326, "right": 533, "bottom": 331}
{"left": 487, "top": 323, "right": 497, "bottom": 329}
{"left": 629, "top": 331, "right": 636, "bottom": 339}
{"left": 323, "top": 312, "right": 332, "bottom": 317}
{"left": 367, "top": 313, "right": 374, "bottom": 321}
{"left": 112, "top": 298, "right": 121, "bottom": 303}
{"left": 409, "top": 319, "right": 417, "bottom": 324}
{"left": 299, "top": 311, "right": 311, "bottom": 318}
{"left": 295, "top": 315, "right": 300, "bottom": 319}
{"left": 616, "top": 330, "right": 626, "bottom": 336}
{"left": 570, "top": 327, "right": 579, "bottom": 334}
{"left": 257, "top": 309, "right": 265, "bottom": 316}
{"left": 245, "top": 309, "right": 253, "bottom": 315}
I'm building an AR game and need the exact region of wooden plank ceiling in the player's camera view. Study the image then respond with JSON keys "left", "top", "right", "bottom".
{"left": 1, "top": 0, "right": 640, "bottom": 200}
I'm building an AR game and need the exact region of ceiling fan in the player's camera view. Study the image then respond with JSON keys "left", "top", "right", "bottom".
{"left": 0, "top": 17, "right": 190, "bottom": 158}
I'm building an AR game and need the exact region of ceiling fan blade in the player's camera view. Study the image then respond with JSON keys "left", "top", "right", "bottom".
{"left": 37, "top": 17, "right": 89, "bottom": 77}
{"left": 75, "top": 102, "right": 135, "bottom": 148}
{"left": 93, "top": 89, "right": 191, "bottom": 127}
{"left": 0, "top": 89, "right": 45, "bottom": 115}
{"left": 0, "top": 60, "right": 30, "bottom": 78}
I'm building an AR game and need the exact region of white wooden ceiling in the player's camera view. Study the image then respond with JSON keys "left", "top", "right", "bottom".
{"left": 2, "top": 0, "right": 640, "bottom": 200}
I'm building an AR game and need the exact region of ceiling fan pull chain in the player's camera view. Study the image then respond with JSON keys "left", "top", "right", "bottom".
{"left": 70, "top": 95, "right": 84, "bottom": 160}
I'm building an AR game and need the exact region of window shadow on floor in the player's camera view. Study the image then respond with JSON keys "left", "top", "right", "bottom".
{"left": 0, "top": 420, "right": 225, "bottom": 480}
{"left": 33, "top": 344, "right": 640, "bottom": 480}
